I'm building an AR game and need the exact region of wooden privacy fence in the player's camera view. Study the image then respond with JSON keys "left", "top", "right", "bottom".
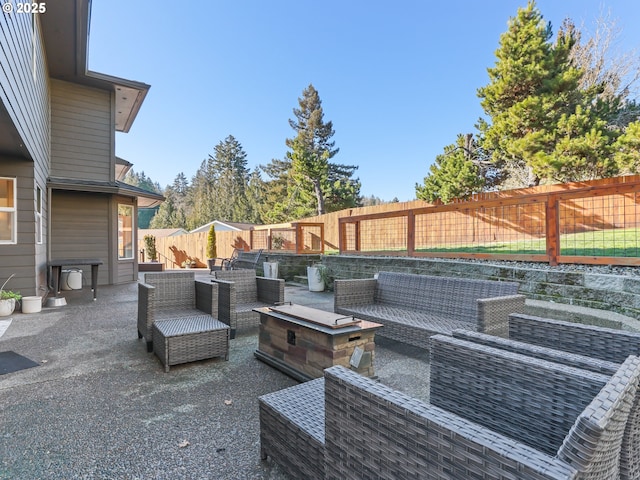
{"left": 339, "top": 177, "right": 640, "bottom": 266}
{"left": 143, "top": 222, "right": 324, "bottom": 269}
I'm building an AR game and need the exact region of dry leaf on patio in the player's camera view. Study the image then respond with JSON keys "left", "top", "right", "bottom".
{"left": 178, "top": 440, "right": 190, "bottom": 448}
{"left": 224, "top": 399, "right": 232, "bottom": 405}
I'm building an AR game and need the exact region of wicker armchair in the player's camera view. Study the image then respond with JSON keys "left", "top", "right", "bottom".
{"left": 454, "top": 314, "right": 640, "bottom": 480}
{"left": 260, "top": 336, "right": 640, "bottom": 479}
{"left": 211, "top": 269, "right": 283, "bottom": 338}
{"left": 137, "top": 271, "right": 218, "bottom": 352}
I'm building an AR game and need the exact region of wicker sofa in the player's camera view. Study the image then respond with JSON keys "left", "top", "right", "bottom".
{"left": 260, "top": 334, "right": 640, "bottom": 479}
{"left": 137, "top": 271, "right": 219, "bottom": 352}
{"left": 334, "top": 271, "right": 526, "bottom": 349}
{"left": 210, "top": 269, "right": 284, "bottom": 338}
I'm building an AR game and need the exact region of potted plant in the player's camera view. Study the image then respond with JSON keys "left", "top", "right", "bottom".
{"left": 0, "top": 274, "right": 22, "bottom": 316}
{"left": 143, "top": 234, "right": 158, "bottom": 262}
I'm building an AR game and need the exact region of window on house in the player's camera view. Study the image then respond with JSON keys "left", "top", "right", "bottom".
{"left": 0, "top": 178, "right": 17, "bottom": 244}
{"left": 35, "top": 186, "right": 42, "bottom": 244}
{"left": 118, "top": 204, "right": 134, "bottom": 259}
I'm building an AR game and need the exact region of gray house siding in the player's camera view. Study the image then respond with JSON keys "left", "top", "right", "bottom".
{"left": 50, "top": 80, "right": 112, "bottom": 182}
{"left": 0, "top": 13, "right": 50, "bottom": 164}
{"left": 0, "top": 12, "right": 50, "bottom": 297}
{"left": 50, "top": 191, "right": 110, "bottom": 286}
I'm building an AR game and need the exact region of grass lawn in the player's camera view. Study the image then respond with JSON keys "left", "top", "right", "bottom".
{"left": 409, "top": 228, "right": 640, "bottom": 257}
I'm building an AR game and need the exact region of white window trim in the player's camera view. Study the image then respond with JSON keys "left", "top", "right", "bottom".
{"left": 118, "top": 203, "right": 134, "bottom": 260}
{"left": 35, "top": 186, "right": 43, "bottom": 244}
{"left": 0, "top": 177, "right": 17, "bottom": 244}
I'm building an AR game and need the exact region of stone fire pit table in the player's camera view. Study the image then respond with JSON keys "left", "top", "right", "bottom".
{"left": 254, "top": 304, "right": 383, "bottom": 382}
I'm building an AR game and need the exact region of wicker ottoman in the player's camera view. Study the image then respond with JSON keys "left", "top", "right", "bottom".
{"left": 152, "top": 315, "right": 230, "bottom": 372}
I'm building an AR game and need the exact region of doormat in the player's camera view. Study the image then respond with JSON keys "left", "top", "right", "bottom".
{"left": 0, "top": 351, "right": 40, "bottom": 375}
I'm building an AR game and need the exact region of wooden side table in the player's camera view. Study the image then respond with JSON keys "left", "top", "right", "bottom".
{"left": 152, "top": 315, "right": 229, "bottom": 372}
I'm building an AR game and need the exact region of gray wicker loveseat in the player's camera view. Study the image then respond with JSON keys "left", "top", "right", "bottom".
{"left": 259, "top": 334, "right": 640, "bottom": 479}
{"left": 334, "top": 271, "right": 526, "bottom": 349}
{"left": 210, "top": 269, "right": 284, "bottom": 338}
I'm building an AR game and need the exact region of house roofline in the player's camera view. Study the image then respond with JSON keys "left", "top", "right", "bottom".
{"left": 40, "top": 0, "right": 150, "bottom": 132}
{"left": 48, "top": 177, "right": 165, "bottom": 208}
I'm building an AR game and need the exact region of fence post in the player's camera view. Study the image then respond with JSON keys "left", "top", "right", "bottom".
{"left": 407, "top": 211, "right": 415, "bottom": 256}
{"left": 545, "top": 194, "right": 559, "bottom": 266}
{"left": 295, "top": 223, "right": 303, "bottom": 254}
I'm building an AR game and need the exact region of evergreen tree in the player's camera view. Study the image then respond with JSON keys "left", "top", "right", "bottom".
{"left": 614, "top": 121, "right": 640, "bottom": 173}
{"left": 416, "top": 135, "right": 488, "bottom": 203}
{"left": 149, "top": 173, "right": 189, "bottom": 229}
{"left": 477, "top": 1, "right": 585, "bottom": 186}
{"left": 123, "top": 170, "right": 162, "bottom": 193}
{"left": 259, "top": 158, "right": 296, "bottom": 223}
{"left": 245, "top": 168, "right": 266, "bottom": 224}
{"left": 186, "top": 135, "right": 252, "bottom": 228}
{"left": 476, "top": 1, "right": 635, "bottom": 185}
{"left": 284, "top": 84, "right": 360, "bottom": 216}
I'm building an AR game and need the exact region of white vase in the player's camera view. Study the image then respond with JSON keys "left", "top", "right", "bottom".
{"left": 263, "top": 262, "right": 278, "bottom": 279}
{"left": 21, "top": 296, "right": 42, "bottom": 314}
{"left": 0, "top": 298, "right": 16, "bottom": 316}
{"left": 307, "top": 266, "right": 325, "bottom": 292}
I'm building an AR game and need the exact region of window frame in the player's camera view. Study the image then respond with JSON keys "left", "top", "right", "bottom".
{"left": 0, "top": 177, "right": 17, "bottom": 245}
{"left": 118, "top": 203, "right": 134, "bottom": 260}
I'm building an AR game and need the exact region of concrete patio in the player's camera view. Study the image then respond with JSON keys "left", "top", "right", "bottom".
{"left": 0, "top": 276, "right": 431, "bottom": 479}
{"left": 1, "top": 271, "right": 638, "bottom": 479}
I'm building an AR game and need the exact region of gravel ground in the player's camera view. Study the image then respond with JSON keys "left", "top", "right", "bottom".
{"left": 0, "top": 281, "right": 429, "bottom": 480}
{"left": 425, "top": 256, "right": 640, "bottom": 277}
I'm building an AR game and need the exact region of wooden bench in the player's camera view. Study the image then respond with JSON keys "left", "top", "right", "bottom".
{"left": 334, "top": 271, "right": 526, "bottom": 350}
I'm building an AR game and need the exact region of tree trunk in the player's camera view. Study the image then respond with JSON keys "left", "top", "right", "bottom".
{"left": 313, "top": 179, "right": 325, "bottom": 215}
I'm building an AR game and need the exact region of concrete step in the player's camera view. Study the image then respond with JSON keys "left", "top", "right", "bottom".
{"left": 525, "top": 299, "right": 640, "bottom": 332}
{"left": 293, "top": 275, "right": 308, "bottom": 285}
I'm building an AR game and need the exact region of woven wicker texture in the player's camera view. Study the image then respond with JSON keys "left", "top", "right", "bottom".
{"left": 510, "top": 313, "right": 640, "bottom": 364}
{"left": 452, "top": 327, "right": 640, "bottom": 480}
{"left": 334, "top": 271, "right": 525, "bottom": 350}
{"left": 211, "top": 270, "right": 284, "bottom": 337}
{"left": 473, "top": 314, "right": 640, "bottom": 480}
{"left": 137, "top": 272, "right": 218, "bottom": 352}
{"left": 452, "top": 329, "right": 620, "bottom": 376}
{"left": 259, "top": 331, "right": 640, "bottom": 479}
{"left": 259, "top": 378, "right": 325, "bottom": 479}
{"left": 152, "top": 315, "right": 229, "bottom": 372}
{"left": 430, "top": 335, "right": 610, "bottom": 456}
{"left": 323, "top": 365, "right": 579, "bottom": 480}
{"left": 557, "top": 356, "right": 640, "bottom": 479}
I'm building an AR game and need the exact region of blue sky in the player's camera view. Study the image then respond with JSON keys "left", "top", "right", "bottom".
{"left": 89, "top": 1, "right": 640, "bottom": 202}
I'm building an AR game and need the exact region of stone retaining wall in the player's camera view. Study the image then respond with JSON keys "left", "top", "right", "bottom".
{"left": 322, "top": 255, "right": 640, "bottom": 320}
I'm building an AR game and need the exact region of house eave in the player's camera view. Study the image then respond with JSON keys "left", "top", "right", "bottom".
{"left": 40, "top": 0, "right": 150, "bottom": 133}
{"left": 48, "top": 177, "right": 165, "bottom": 208}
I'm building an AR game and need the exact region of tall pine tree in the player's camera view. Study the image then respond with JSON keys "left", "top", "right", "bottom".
{"left": 279, "top": 84, "right": 360, "bottom": 217}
